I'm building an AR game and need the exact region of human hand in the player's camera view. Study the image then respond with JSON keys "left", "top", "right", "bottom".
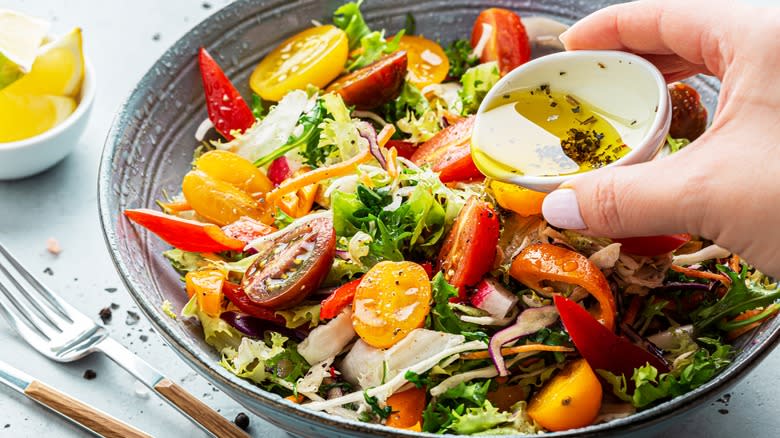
{"left": 540, "top": 0, "right": 780, "bottom": 276}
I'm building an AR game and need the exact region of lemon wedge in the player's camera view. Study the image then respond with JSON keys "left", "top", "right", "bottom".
{"left": 5, "top": 28, "right": 84, "bottom": 97}
{"left": 0, "top": 9, "right": 50, "bottom": 90}
{"left": 0, "top": 92, "right": 76, "bottom": 142}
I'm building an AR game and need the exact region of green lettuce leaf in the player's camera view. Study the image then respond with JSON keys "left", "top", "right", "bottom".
{"left": 347, "top": 30, "right": 404, "bottom": 72}
{"left": 318, "top": 93, "right": 362, "bottom": 164}
{"left": 460, "top": 61, "right": 499, "bottom": 114}
{"left": 439, "top": 380, "right": 491, "bottom": 407}
{"left": 381, "top": 81, "right": 430, "bottom": 123}
{"left": 332, "top": 0, "right": 371, "bottom": 50}
{"left": 396, "top": 106, "right": 441, "bottom": 142}
{"left": 444, "top": 39, "right": 479, "bottom": 79}
{"left": 598, "top": 337, "right": 733, "bottom": 408}
{"left": 163, "top": 249, "right": 206, "bottom": 274}
{"left": 429, "top": 272, "right": 478, "bottom": 334}
{"left": 181, "top": 295, "right": 243, "bottom": 353}
{"left": 275, "top": 302, "right": 321, "bottom": 329}
{"left": 693, "top": 266, "right": 780, "bottom": 332}
{"left": 450, "top": 401, "right": 512, "bottom": 435}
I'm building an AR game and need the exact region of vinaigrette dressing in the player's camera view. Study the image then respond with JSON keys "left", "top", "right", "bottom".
{"left": 472, "top": 85, "right": 632, "bottom": 177}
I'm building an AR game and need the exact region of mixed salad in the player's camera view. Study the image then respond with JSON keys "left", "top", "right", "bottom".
{"left": 125, "top": 2, "right": 780, "bottom": 434}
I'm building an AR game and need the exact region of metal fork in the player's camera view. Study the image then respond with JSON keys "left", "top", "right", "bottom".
{"left": 0, "top": 242, "right": 248, "bottom": 438}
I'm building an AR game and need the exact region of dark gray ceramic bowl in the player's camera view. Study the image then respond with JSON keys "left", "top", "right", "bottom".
{"left": 98, "top": 0, "right": 780, "bottom": 436}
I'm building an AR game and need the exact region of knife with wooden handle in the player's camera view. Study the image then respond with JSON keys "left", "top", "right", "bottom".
{"left": 0, "top": 359, "right": 151, "bottom": 438}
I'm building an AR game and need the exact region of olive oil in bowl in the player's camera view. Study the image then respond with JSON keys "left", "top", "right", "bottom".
{"left": 472, "top": 85, "right": 632, "bottom": 177}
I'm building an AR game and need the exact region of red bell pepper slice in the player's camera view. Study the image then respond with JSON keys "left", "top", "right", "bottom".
{"left": 124, "top": 208, "right": 245, "bottom": 253}
{"left": 198, "top": 47, "right": 255, "bottom": 141}
{"left": 222, "top": 282, "right": 285, "bottom": 324}
{"left": 221, "top": 217, "right": 276, "bottom": 245}
{"left": 613, "top": 234, "right": 691, "bottom": 257}
{"left": 510, "top": 243, "right": 617, "bottom": 331}
{"left": 320, "top": 277, "right": 362, "bottom": 320}
{"left": 554, "top": 295, "right": 669, "bottom": 378}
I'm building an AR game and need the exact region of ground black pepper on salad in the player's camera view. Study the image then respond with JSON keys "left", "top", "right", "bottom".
{"left": 124, "top": 1, "right": 778, "bottom": 434}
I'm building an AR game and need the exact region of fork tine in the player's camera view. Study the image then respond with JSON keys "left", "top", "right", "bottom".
{"left": 0, "top": 261, "right": 70, "bottom": 332}
{"left": 0, "top": 296, "right": 54, "bottom": 353}
{"left": 0, "top": 280, "right": 59, "bottom": 341}
{"left": 0, "top": 242, "right": 73, "bottom": 322}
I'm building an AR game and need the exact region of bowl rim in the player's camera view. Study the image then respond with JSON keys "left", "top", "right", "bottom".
{"left": 474, "top": 49, "right": 670, "bottom": 188}
{"left": 0, "top": 56, "right": 96, "bottom": 151}
{"left": 97, "top": 2, "right": 780, "bottom": 437}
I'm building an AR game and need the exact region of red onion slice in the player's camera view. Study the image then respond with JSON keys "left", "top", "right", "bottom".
{"left": 488, "top": 306, "right": 559, "bottom": 376}
{"left": 470, "top": 277, "right": 519, "bottom": 318}
{"left": 356, "top": 121, "right": 386, "bottom": 170}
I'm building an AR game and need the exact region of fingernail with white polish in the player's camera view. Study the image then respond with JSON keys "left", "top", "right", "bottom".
{"left": 542, "top": 189, "right": 587, "bottom": 230}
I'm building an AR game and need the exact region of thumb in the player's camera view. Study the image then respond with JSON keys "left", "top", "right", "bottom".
{"left": 541, "top": 146, "right": 710, "bottom": 238}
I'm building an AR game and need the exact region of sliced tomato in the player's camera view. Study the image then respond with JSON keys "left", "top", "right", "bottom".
{"left": 410, "top": 115, "right": 483, "bottom": 183}
{"left": 194, "top": 150, "right": 273, "bottom": 195}
{"left": 437, "top": 196, "right": 500, "bottom": 298}
{"left": 198, "top": 48, "right": 255, "bottom": 140}
{"left": 222, "top": 282, "right": 286, "bottom": 324}
{"left": 385, "top": 139, "right": 418, "bottom": 159}
{"left": 471, "top": 8, "right": 531, "bottom": 76}
{"left": 182, "top": 170, "right": 271, "bottom": 226}
{"left": 613, "top": 234, "right": 691, "bottom": 257}
{"left": 397, "top": 35, "right": 449, "bottom": 89}
{"left": 242, "top": 216, "right": 336, "bottom": 309}
{"left": 326, "top": 51, "right": 407, "bottom": 109}
{"left": 319, "top": 277, "right": 361, "bottom": 320}
{"left": 221, "top": 218, "right": 276, "bottom": 245}
{"left": 352, "top": 261, "right": 432, "bottom": 348}
{"left": 250, "top": 25, "right": 349, "bottom": 101}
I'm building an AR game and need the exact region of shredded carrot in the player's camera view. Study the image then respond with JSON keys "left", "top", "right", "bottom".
{"left": 670, "top": 264, "right": 731, "bottom": 285}
{"left": 376, "top": 123, "right": 396, "bottom": 146}
{"left": 729, "top": 254, "right": 741, "bottom": 272}
{"left": 442, "top": 110, "right": 465, "bottom": 126}
{"left": 385, "top": 146, "right": 399, "bottom": 179}
{"left": 726, "top": 306, "right": 780, "bottom": 340}
{"left": 264, "top": 125, "right": 395, "bottom": 205}
{"left": 460, "top": 344, "right": 573, "bottom": 360}
{"left": 622, "top": 295, "right": 642, "bottom": 327}
{"left": 285, "top": 394, "right": 305, "bottom": 404}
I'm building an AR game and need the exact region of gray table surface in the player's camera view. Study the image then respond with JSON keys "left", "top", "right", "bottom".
{"left": 0, "top": 0, "right": 777, "bottom": 437}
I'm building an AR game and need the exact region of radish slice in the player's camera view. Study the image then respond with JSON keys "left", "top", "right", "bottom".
{"left": 488, "top": 306, "right": 559, "bottom": 376}
{"left": 267, "top": 156, "right": 292, "bottom": 186}
{"left": 470, "top": 277, "right": 519, "bottom": 318}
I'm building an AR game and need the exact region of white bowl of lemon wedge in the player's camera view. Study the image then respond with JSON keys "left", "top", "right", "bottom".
{"left": 0, "top": 9, "right": 94, "bottom": 180}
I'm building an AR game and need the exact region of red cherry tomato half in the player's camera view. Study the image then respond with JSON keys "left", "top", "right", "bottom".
{"left": 471, "top": 8, "right": 531, "bottom": 76}
{"left": 411, "top": 116, "right": 483, "bottom": 183}
{"left": 437, "top": 196, "right": 500, "bottom": 298}
{"left": 242, "top": 216, "right": 336, "bottom": 309}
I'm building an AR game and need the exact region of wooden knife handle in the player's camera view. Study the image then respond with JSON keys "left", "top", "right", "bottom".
{"left": 154, "top": 378, "right": 248, "bottom": 438}
{"left": 24, "top": 380, "right": 151, "bottom": 438}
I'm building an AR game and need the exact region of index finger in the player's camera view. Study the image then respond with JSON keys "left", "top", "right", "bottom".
{"left": 560, "top": 0, "right": 740, "bottom": 78}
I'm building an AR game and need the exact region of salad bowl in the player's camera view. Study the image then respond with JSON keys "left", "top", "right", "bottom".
{"left": 98, "top": 0, "right": 780, "bottom": 436}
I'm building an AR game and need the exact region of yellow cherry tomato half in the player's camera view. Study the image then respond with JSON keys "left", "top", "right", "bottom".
{"left": 181, "top": 170, "right": 270, "bottom": 226}
{"left": 250, "top": 25, "right": 349, "bottom": 101}
{"left": 195, "top": 150, "right": 273, "bottom": 195}
{"left": 491, "top": 181, "right": 547, "bottom": 216}
{"left": 397, "top": 35, "right": 449, "bottom": 89}
{"left": 527, "top": 359, "right": 603, "bottom": 432}
{"left": 352, "top": 261, "right": 432, "bottom": 348}
{"left": 185, "top": 269, "right": 225, "bottom": 318}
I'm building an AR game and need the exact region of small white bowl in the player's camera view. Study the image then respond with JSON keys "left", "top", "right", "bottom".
{"left": 0, "top": 58, "right": 96, "bottom": 180}
{"left": 473, "top": 50, "right": 670, "bottom": 192}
